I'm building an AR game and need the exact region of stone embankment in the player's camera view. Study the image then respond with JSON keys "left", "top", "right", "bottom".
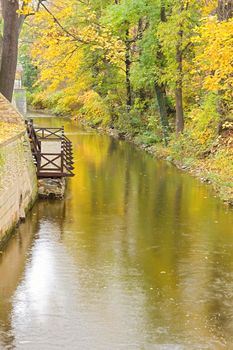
{"left": 0, "top": 94, "right": 37, "bottom": 248}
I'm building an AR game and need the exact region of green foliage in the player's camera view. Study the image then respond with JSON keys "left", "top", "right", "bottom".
{"left": 135, "top": 131, "right": 161, "bottom": 146}
{"left": 169, "top": 93, "right": 220, "bottom": 158}
{"left": 158, "top": 0, "right": 200, "bottom": 88}
{"left": 102, "top": 0, "right": 146, "bottom": 35}
{"left": 19, "top": 54, "right": 38, "bottom": 91}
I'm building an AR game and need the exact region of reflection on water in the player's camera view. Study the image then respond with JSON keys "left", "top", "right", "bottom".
{"left": 0, "top": 115, "right": 232, "bottom": 349}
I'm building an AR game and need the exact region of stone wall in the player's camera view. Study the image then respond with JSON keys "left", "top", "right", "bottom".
{"left": 0, "top": 132, "right": 37, "bottom": 246}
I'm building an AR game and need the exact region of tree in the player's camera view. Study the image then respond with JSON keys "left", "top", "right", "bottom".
{"left": 158, "top": 0, "right": 199, "bottom": 133}
{"left": 0, "top": 0, "right": 40, "bottom": 101}
{"left": 175, "top": 7, "right": 184, "bottom": 134}
{"left": 103, "top": 0, "right": 154, "bottom": 114}
{"left": 27, "top": 0, "right": 125, "bottom": 124}
{"left": 0, "top": 0, "right": 19, "bottom": 101}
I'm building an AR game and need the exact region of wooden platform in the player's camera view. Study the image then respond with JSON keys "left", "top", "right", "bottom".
{"left": 26, "top": 120, "right": 74, "bottom": 178}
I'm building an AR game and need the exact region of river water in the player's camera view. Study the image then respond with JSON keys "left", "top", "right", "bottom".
{"left": 0, "top": 116, "right": 233, "bottom": 350}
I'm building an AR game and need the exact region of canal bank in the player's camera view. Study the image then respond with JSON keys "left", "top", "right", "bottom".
{"left": 0, "top": 95, "right": 37, "bottom": 248}
{"left": 75, "top": 118, "right": 233, "bottom": 207}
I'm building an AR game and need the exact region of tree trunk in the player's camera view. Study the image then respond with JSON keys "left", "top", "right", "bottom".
{"left": 161, "top": 0, "right": 166, "bottom": 22}
{"left": 216, "top": 1, "right": 233, "bottom": 117}
{"left": 155, "top": 83, "right": 169, "bottom": 145}
{"left": 155, "top": 0, "right": 169, "bottom": 144}
{"left": 175, "top": 29, "right": 184, "bottom": 133}
{"left": 175, "top": 86, "right": 184, "bottom": 133}
{"left": 125, "top": 28, "right": 132, "bottom": 110}
{"left": 0, "top": 0, "right": 19, "bottom": 102}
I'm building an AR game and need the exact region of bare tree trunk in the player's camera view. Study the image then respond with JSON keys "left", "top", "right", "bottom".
{"left": 125, "top": 27, "right": 132, "bottom": 110}
{"left": 155, "top": 0, "right": 169, "bottom": 144}
{"left": 175, "top": 29, "right": 184, "bottom": 133}
{"left": 161, "top": 0, "right": 166, "bottom": 22}
{"left": 155, "top": 83, "right": 169, "bottom": 145}
{"left": 216, "top": 1, "right": 233, "bottom": 117}
{"left": 0, "top": 0, "right": 19, "bottom": 102}
{"left": 175, "top": 86, "right": 184, "bottom": 133}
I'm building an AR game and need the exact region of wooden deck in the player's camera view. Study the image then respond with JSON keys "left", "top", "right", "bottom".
{"left": 26, "top": 120, "right": 74, "bottom": 178}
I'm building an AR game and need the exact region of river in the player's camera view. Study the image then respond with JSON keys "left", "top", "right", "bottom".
{"left": 0, "top": 115, "right": 232, "bottom": 350}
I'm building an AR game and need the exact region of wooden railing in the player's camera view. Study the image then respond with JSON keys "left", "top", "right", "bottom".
{"left": 26, "top": 119, "right": 74, "bottom": 178}
{"left": 34, "top": 127, "right": 64, "bottom": 140}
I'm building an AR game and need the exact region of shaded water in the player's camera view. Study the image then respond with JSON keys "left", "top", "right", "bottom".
{"left": 0, "top": 115, "right": 233, "bottom": 349}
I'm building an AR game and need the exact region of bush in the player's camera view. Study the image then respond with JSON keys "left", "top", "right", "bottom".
{"left": 77, "top": 90, "right": 111, "bottom": 126}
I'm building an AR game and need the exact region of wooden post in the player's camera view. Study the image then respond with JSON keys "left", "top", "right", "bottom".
{"left": 61, "top": 151, "right": 64, "bottom": 175}
{"left": 37, "top": 152, "right": 41, "bottom": 176}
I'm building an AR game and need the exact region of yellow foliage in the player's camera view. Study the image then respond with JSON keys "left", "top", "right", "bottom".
{"left": 31, "top": 0, "right": 124, "bottom": 87}
{"left": 193, "top": 16, "right": 233, "bottom": 97}
{"left": 17, "top": 0, "right": 34, "bottom": 15}
{"left": 28, "top": 0, "right": 124, "bottom": 122}
{"left": 200, "top": 0, "right": 217, "bottom": 17}
{"left": 77, "top": 90, "right": 111, "bottom": 125}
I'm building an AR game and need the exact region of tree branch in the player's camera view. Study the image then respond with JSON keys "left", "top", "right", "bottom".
{"left": 38, "top": 0, "right": 88, "bottom": 44}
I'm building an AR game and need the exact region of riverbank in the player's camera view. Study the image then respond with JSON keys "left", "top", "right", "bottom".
{"left": 76, "top": 119, "right": 233, "bottom": 207}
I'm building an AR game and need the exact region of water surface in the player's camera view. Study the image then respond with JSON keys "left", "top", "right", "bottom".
{"left": 0, "top": 115, "right": 232, "bottom": 349}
